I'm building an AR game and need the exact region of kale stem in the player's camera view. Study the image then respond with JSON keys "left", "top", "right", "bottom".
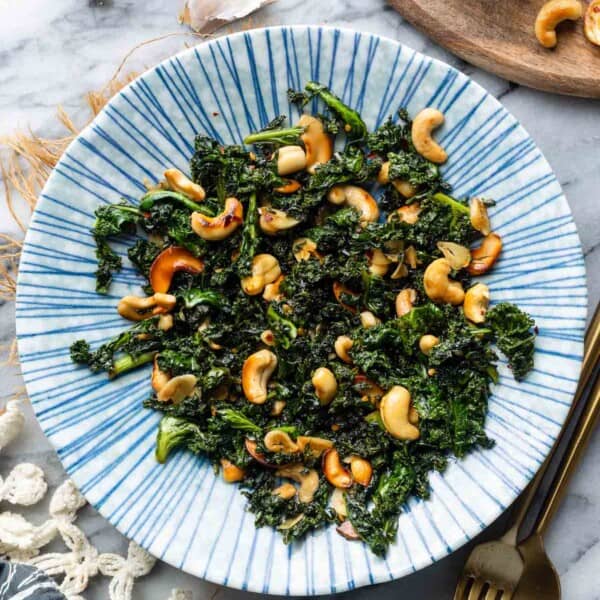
{"left": 243, "top": 127, "right": 304, "bottom": 146}
{"left": 109, "top": 352, "right": 154, "bottom": 378}
{"left": 432, "top": 192, "right": 470, "bottom": 215}
{"left": 139, "top": 190, "right": 211, "bottom": 215}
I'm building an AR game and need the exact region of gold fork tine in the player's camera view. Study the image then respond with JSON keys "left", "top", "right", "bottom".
{"left": 467, "top": 579, "right": 486, "bottom": 600}
{"left": 484, "top": 587, "right": 499, "bottom": 600}
{"left": 453, "top": 575, "right": 471, "bottom": 600}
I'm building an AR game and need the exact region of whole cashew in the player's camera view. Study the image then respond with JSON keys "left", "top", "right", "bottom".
{"left": 395, "top": 288, "right": 416, "bottom": 317}
{"left": 312, "top": 367, "right": 338, "bottom": 405}
{"left": 241, "top": 254, "right": 281, "bottom": 296}
{"left": 347, "top": 456, "right": 373, "bottom": 487}
{"left": 157, "top": 374, "right": 198, "bottom": 404}
{"left": 191, "top": 197, "right": 244, "bottom": 241}
{"left": 328, "top": 185, "right": 380, "bottom": 224}
{"left": 334, "top": 335, "right": 354, "bottom": 364}
{"left": 242, "top": 349, "right": 278, "bottom": 404}
{"left": 276, "top": 464, "right": 320, "bottom": 503}
{"left": 469, "top": 198, "right": 491, "bottom": 236}
{"left": 360, "top": 311, "right": 381, "bottom": 329}
{"left": 463, "top": 283, "right": 490, "bottom": 324}
{"left": 535, "top": 0, "right": 582, "bottom": 48}
{"left": 164, "top": 168, "right": 206, "bottom": 201}
{"left": 221, "top": 458, "right": 246, "bottom": 483}
{"left": 277, "top": 145, "right": 307, "bottom": 175}
{"left": 468, "top": 233, "right": 503, "bottom": 275}
{"left": 377, "top": 162, "right": 418, "bottom": 198}
{"left": 419, "top": 334, "right": 440, "bottom": 356}
{"left": 411, "top": 108, "right": 447, "bottom": 164}
{"left": 272, "top": 482, "right": 297, "bottom": 500}
{"left": 264, "top": 430, "right": 300, "bottom": 453}
{"left": 423, "top": 258, "right": 465, "bottom": 305}
{"left": 379, "top": 385, "right": 420, "bottom": 440}
{"left": 259, "top": 207, "right": 300, "bottom": 235}
{"left": 151, "top": 356, "right": 170, "bottom": 392}
{"left": 149, "top": 246, "right": 204, "bottom": 293}
{"left": 117, "top": 292, "right": 176, "bottom": 321}
{"left": 298, "top": 115, "right": 333, "bottom": 173}
{"left": 322, "top": 449, "right": 353, "bottom": 488}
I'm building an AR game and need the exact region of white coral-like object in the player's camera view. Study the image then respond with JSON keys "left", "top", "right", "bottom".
{"left": 2, "top": 463, "right": 47, "bottom": 505}
{"left": 0, "top": 400, "right": 25, "bottom": 451}
{"left": 49, "top": 480, "right": 86, "bottom": 522}
{"left": 183, "top": 0, "right": 276, "bottom": 33}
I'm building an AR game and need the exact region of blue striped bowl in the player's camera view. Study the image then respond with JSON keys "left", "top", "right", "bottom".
{"left": 16, "top": 26, "right": 587, "bottom": 595}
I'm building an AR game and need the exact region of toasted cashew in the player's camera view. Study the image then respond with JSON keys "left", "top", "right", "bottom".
{"left": 260, "top": 329, "right": 276, "bottom": 346}
{"left": 395, "top": 288, "right": 416, "bottom": 317}
{"left": 259, "top": 207, "right": 300, "bottom": 235}
{"left": 158, "top": 314, "right": 174, "bottom": 331}
{"left": 293, "top": 238, "right": 321, "bottom": 262}
{"left": 404, "top": 245, "right": 418, "bottom": 269}
{"left": 411, "top": 108, "right": 447, "bottom": 164}
{"left": 388, "top": 203, "right": 421, "bottom": 225}
{"left": 323, "top": 449, "right": 353, "bottom": 488}
{"left": 419, "top": 334, "right": 440, "bottom": 356}
{"left": 369, "top": 249, "right": 392, "bottom": 277}
{"left": 312, "top": 367, "right": 338, "bottom": 405}
{"left": 535, "top": 0, "right": 582, "bottom": 48}
{"left": 347, "top": 456, "right": 373, "bottom": 486}
{"left": 270, "top": 399, "right": 286, "bottom": 416}
{"left": 585, "top": 0, "right": 600, "bottom": 45}
{"left": 377, "top": 162, "right": 418, "bottom": 198}
{"left": 117, "top": 292, "right": 176, "bottom": 321}
{"left": 298, "top": 115, "right": 333, "bottom": 173}
{"left": 463, "top": 283, "right": 490, "bottom": 324}
{"left": 221, "top": 458, "right": 246, "bottom": 483}
{"left": 191, "top": 197, "right": 243, "bottom": 241}
{"left": 424, "top": 258, "right": 465, "bottom": 305}
{"left": 275, "top": 179, "right": 302, "bottom": 194}
{"left": 149, "top": 247, "right": 204, "bottom": 293}
{"left": 151, "top": 356, "right": 170, "bottom": 393}
{"left": 272, "top": 483, "right": 297, "bottom": 500}
{"left": 277, "top": 145, "right": 307, "bottom": 175}
{"left": 276, "top": 464, "right": 320, "bottom": 503}
{"left": 334, "top": 335, "right": 354, "bottom": 364}
{"left": 380, "top": 386, "right": 420, "bottom": 440}
{"left": 264, "top": 430, "right": 299, "bottom": 453}
{"left": 437, "top": 241, "right": 471, "bottom": 270}
{"left": 327, "top": 185, "right": 380, "bottom": 224}
{"left": 468, "top": 233, "right": 503, "bottom": 275}
{"left": 360, "top": 311, "right": 381, "bottom": 329}
{"left": 263, "top": 275, "right": 285, "bottom": 302}
{"left": 297, "top": 436, "right": 334, "bottom": 456}
{"left": 241, "top": 254, "right": 281, "bottom": 296}
{"left": 242, "top": 349, "right": 278, "bottom": 404}
{"left": 157, "top": 374, "right": 198, "bottom": 404}
{"left": 164, "top": 168, "right": 205, "bottom": 201}
{"left": 469, "top": 198, "right": 491, "bottom": 236}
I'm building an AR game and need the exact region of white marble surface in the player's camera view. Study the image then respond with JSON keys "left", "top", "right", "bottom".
{"left": 1, "top": 1, "right": 599, "bottom": 598}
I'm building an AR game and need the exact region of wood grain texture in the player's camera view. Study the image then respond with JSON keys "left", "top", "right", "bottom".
{"left": 389, "top": 0, "right": 600, "bottom": 97}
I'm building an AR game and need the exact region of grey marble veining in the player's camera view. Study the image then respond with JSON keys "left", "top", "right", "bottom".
{"left": 0, "top": 1, "right": 599, "bottom": 598}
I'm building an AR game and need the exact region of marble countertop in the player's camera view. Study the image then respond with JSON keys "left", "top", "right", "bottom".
{"left": 1, "top": 1, "right": 599, "bottom": 599}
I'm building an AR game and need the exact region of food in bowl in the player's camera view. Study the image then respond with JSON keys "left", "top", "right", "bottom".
{"left": 70, "top": 81, "right": 535, "bottom": 555}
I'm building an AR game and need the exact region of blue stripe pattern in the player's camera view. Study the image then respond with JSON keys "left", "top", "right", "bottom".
{"left": 15, "top": 26, "right": 586, "bottom": 596}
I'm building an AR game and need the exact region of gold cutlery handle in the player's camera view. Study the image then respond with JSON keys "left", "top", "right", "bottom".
{"left": 501, "top": 303, "right": 600, "bottom": 545}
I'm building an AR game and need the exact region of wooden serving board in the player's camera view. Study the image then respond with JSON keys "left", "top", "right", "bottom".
{"left": 389, "top": 0, "right": 600, "bottom": 97}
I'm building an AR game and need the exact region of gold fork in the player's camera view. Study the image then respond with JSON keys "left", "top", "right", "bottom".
{"left": 453, "top": 305, "right": 600, "bottom": 600}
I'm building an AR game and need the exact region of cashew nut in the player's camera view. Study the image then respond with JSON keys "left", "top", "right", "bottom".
{"left": 149, "top": 247, "right": 204, "bottom": 293}
{"left": 347, "top": 456, "right": 373, "bottom": 487}
{"left": 277, "top": 145, "right": 307, "bottom": 176}
{"left": 157, "top": 374, "right": 198, "bottom": 404}
{"left": 164, "top": 168, "right": 205, "bottom": 201}
{"left": 260, "top": 329, "right": 276, "bottom": 346}
{"left": 275, "top": 179, "right": 302, "bottom": 194}
{"left": 391, "top": 263, "right": 408, "bottom": 280}
{"left": 259, "top": 207, "right": 300, "bottom": 235}
{"left": 293, "top": 238, "right": 321, "bottom": 262}
{"left": 334, "top": 335, "right": 354, "bottom": 364}
{"left": 355, "top": 375, "right": 384, "bottom": 404}
{"left": 377, "top": 162, "right": 418, "bottom": 198}
{"left": 330, "top": 487, "right": 348, "bottom": 519}
{"left": 117, "top": 292, "right": 176, "bottom": 321}
{"left": 437, "top": 241, "right": 471, "bottom": 270}
{"left": 463, "top": 283, "right": 490, "bottom": 324}
{"left": 263, "top": 275, "right": 285, "bottom": 302}
{"left": 270, "top": 400, "right": 286, "bottom": 416}
{"left": 419, "top": 334, "right": 440, "bottom": 356}
{"left": 332, "top": 281, "right": 360, "bottom": 313}
{"left": 585, "top": 0, "right": 600, "bottom": 45}
{"left": 469, "top": 198, "right": 491, "bottom": 236}
{"left": 368, "top": 249, "right": 392, "bottom": 277}
{"left": 468, "top": 233, "right": 503, "bottom": 275}
{"left": 221, "top": 458, "right": 245, "bottom": 483}
{"left": 328, "top": 185, "right": 380, "bottom": 224}
{"left": 395, "top": 288, "right": 417, "bottom": 317}
{"left": 411, "top": 108, "right": 447, "bottom": 164}
{"left": 404, "top": 245, "right": 418, "bottom": 270}
{"left": 535, "top": 0, "right": 582, "bottom": 48}
{"left": 158, "top": 314, "right": 174, "bottom": 331}
{"left": 322, "top": 449, "right": 353, "bottom": 488}
{"left": 191, "top": 197, "right": 244, "bottom": 241}
{"left": 241, "top": 254, "right": 281, "bottom": 296}
{"left": 151, "top": 356, "right": 170, "bottom": 393}
{"left": 380, "top": 386, "right": 420, "bottom": 440}
{"left": 298, "top": 115, "right": 333, "bottom": 173}
{"left": 264, "top": 430, "right": 300, "bottom": 453}
{"left": 272, "top": 482, "right": 297, "bottom": 500}
{"left": 242, "top": 349, "right": 278, "bottom": 404}
{"left": 312, "top": 367, "right": 338, "bottom": 405}
{"left": 424, "top": 258, "right": 465, "bottom": 305}
{"left": 360, "top": 311, "right": 381, "bottom": 329}
{"left": 297, "top": 436, "right": 334, "bottom": 456}
{"left": 276, "top": 464, "right": 320, "bottom": 503}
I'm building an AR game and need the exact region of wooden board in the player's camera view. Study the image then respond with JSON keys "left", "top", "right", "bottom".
{"left": 389, "top": 0, "right": 600, "bottom": 97}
